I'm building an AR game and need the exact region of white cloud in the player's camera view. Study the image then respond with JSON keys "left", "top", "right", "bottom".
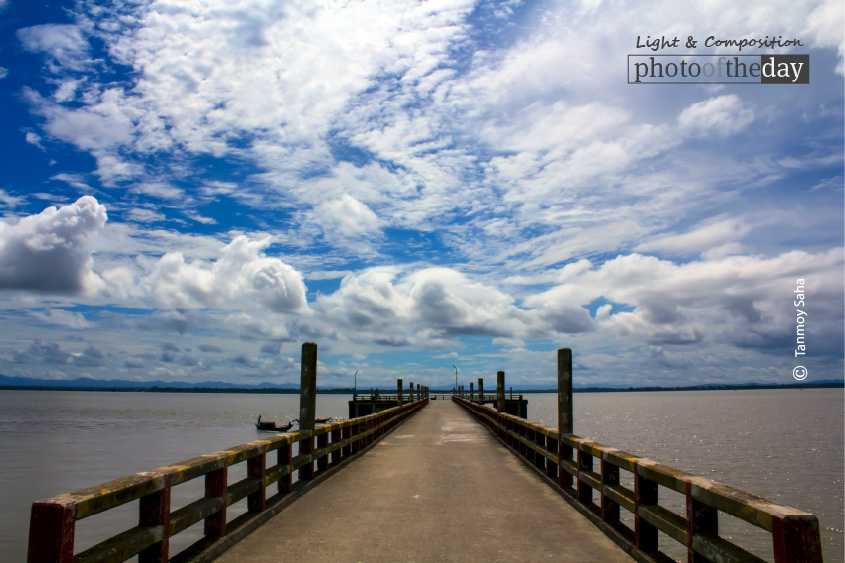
{"left": 30, "top": 309, "right": 90, "bottom": 329}
{"left": 126, "top": 207, "right": 165, "bottom": 223}
{"left": 144, "top": 235, "right": 308, "bottom": 312}
{"left": 132, "top": 182, "right": 184, "bottom": 200}
{"left": 0, "top": 189, "right": 25, "bottom": 207}
{"left": 17, "top": 24, "right": 91, "bottom": 71}
{"left": 0, "top": 196, "right": 107, "bottom": 293}
{"left": 311, "top": 195, "right": 380, "bottom": 239}
{"left": 25, "top": 132, "right": 45, "bottom": 150}
{"left": 635, "top": 218, "right": 752, "bottom": 256}
{"left": 51, "top": 173, "right": 92, "bottom": 192}
{"left": 314, "top": 266, "right": 540, "bottom": 346}
{"left": 526, "top": 248, "right": 844, "bottom": 346}
{"left": 678, "top": 95, "right": 755, "bottom": 137}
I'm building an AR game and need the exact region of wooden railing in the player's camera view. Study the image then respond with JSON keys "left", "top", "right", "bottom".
{"left": 28, "top": 398, "right": 428, "bottom": 563}
{"left": 453, "top": 397, "right": 823, "bottom": 563}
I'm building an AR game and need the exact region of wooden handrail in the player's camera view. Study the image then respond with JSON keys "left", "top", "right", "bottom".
{"left": 453, "top": 396, "right": 823, "bottom": 563}
{"left": 27, "top": 398, "right": 429, "bottom": 563}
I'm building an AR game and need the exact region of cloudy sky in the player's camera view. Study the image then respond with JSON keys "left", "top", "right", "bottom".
{"left": 0, "top": 0, "right": 842, "bottom": 389}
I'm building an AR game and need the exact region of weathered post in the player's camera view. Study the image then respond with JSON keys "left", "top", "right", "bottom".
{"left": 478, "top": 378, "right": 483, "bottom": 404}
{"left": 299, "top": 342, "right": 317, "bottom": 480}
{"left": 27, "top": 502, "right": 75, "bottom": 563}
{"left": 496, "top": 371, "right": 505, "bottom": 411}
{"left": 558, "top": 348, "right": 573, "bottom": 433}
{"left": 410, "top": 381, "right": 415, "bottom": 402}
{"left": 470, "top": 382, "right": 474, "bottom": 402}
{"left": 558, "top": 347, "right": 573, "bottom": 488}
{"left": 397, "top": 378, "right": 403, "bottom": 405}
{"left": 417, "top": 383, "right": 421, "bottom": 400}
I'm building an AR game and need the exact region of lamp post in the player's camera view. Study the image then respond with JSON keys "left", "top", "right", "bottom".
{"left": 452, "top": 365, "right": 458, "bottom": 396}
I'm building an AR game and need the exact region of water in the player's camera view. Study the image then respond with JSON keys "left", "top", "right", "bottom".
{"left": 0, "top": 391, "right": 351, "bottom": 561}
{"left": 1, "top": 389, "right": 841, "bottom": 562}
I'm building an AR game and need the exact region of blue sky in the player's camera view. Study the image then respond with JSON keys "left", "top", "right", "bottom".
{"left": 0, "top": 0, "right": 842, "bottom": 389}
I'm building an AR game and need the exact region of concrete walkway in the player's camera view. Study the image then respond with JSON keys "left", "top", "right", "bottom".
{"left": 216, "top": 400, "right": 633, "bottom": 562}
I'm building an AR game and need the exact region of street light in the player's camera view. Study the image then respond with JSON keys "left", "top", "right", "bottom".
{"left": 452, "top": 365, "right": 458, "bottom": 395}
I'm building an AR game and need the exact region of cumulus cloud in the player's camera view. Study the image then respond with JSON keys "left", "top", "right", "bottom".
{"left": 314, "top": 266, "right": 547, "bottom": 346}
{"left": 144, "top": 235, "right": 308, "bottom": 312}
{"left": 526, "top": 249, "right": 844, "bottom": 347}
{"left": 0, "top": 196, "right": 106, "bottom": 293}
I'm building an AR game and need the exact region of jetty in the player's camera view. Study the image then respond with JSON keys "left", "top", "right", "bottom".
{"left": 27, "top": 343, "right": 824, "bottom": 563}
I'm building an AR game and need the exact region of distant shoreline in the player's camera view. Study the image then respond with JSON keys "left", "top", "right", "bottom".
{"left": 0, "top": 381, "right": 841, "bottom": 394}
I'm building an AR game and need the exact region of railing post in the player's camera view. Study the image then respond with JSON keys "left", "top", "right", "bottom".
{"left": 27, "top": 501, "right": 75, "bottom": 563}
{"left": 409, "top": 381, "right": 414, "bottom": 401}
{"left": 204, "top": 465, "right": 227, "bottom": 538}
{"left": 469, "top": 382, "right": 474, "bottom": 402}
{"left": 772, "top": 514, "right": 823, "bottom": 563}
{"left": 331, "top": 426, "right": 342, "bottom": 466}
{"left": 351, "top": 420, "right": 361, "bottom": 455}
{"left": 299, "top": 341, "right": 317, "bottom": 480}
{"left": 601, "top": 458, "right": 620, "bottom": 524}
{"left": 546, "top": 435, "right": 558, "bottom": 480}
{"left": 578, "top": 450, "right": 596, "bottom": 505}
{"left": 534, "top": 430, "right": 545, "bottom": 471}
{"left": 478, "top": 378, "right": 483, "bottom": 404}
{"left": 635, "top": 466, "right": 659, "bottom": 553}
{"left": 139, "top": 473, "right": 172, "bottom": 562}
{"left": 246, "top": 453, "right": 266, "bottom": 514}
{"left": 317, "top": 430, "right": 329, "bottom": 473}
{"left": 496, "top": 370, "right": 505, "bottom": 412}
{"left": 397, "top": 378, "right": 403, "bottom": 406}
{"left": 278, "top": 442, "right": 292, "bottom": 494}
{"left": 685, "top": 481, "right": 717, "bottom": 562}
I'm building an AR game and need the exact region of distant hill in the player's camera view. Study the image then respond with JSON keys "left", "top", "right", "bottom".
{"left": 0, "top": 374, "right": 841, "bottom": 393}
{"left": 0, "top": 374, "right": 299, "bottom": 390}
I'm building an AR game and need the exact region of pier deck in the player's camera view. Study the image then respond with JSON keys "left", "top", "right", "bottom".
{"left": 216, "top": 400, "right": 633, "bottom": 562}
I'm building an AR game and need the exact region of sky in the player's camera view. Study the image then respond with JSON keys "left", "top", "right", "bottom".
{"left": 0, "top": 0, "right": 842, "bottom": 389}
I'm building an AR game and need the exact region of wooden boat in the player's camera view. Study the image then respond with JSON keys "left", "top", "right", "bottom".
{"left": 293, "top": 417, "right": 334, "bottom": 424}
{"left": 255, "top": 416, "right": 293, "bottom": 432}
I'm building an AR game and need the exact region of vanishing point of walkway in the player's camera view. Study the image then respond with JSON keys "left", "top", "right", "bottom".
{"left": 216, "top": 400, "right": 634, "bottom": 562}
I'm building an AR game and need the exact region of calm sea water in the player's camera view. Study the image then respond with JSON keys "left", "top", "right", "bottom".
{"left": 0, "top": 389, "right": 841, "bottom": 562}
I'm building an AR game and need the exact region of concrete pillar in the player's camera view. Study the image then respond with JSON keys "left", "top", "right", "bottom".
{"left": 470, "top": 382, "right": 474, "bottom": 401}
{"left": 496, "top": 371, "right": 505, "bottom": 411}
{"left": 478, "top": 378, "right": 483, "bottom": 404}
{"left": 558, "top": 348, "right": 573, "bottom": 434}
{"left": 299, "top": 342, "right": 317, "bottom": 480}
{"left": 397, "top": 378, "right": 403, "bottom": 405}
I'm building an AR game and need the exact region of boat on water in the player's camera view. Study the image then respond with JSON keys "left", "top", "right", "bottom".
{"left": 255, "top": 415, "right": 293, "bottom": 432}
{"left": 293, "top": 417, "right": 335, "bottom": 424}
